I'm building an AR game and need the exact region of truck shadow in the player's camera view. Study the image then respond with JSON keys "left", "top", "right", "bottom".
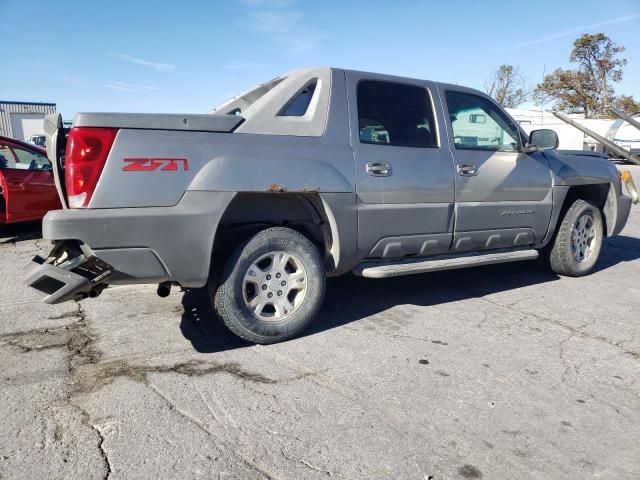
{"left": 180, "top": 290, "right": 249, "bottom": 352}
{"left": 0, "top": 222, "right": 42, "bottom": 244}
{"left": 179, "top": 235, "right": 640, "bottom": 353}
{"left": 592, "top": 235, "right": 640, "bottom": 273}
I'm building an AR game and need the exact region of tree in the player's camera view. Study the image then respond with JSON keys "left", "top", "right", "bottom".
{"left": 612, "top": 95, "right": 640, "bottom": 113}
{"left": 571, "top": 33, "right": 626, "bottom": 114}
{"left": 534, "top": 68, "right": 598, "bottom": 116}
{"left": 484, "top": 64, "right": 529, "bottom": 108}
{"left": 534, "top": 33, "right": 635, "bottom": 117}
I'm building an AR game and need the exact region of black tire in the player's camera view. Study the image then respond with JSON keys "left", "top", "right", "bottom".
{"left": 212, "top": 227, "right": 325, "bottom": 344}
{"left": 547, "top": 199, "right": 604, "bottom": 277}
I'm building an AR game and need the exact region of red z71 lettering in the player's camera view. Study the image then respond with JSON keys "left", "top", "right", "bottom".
{"left": 122, "top": 158, "right": 189, "bottom": 172}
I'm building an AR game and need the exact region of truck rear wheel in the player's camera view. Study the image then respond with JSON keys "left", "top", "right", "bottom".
{"left": 547, "top": 198, "right": 604, "bottom": 277}
{"left": 212, "top": 227, "right": 325, "bottom": 344}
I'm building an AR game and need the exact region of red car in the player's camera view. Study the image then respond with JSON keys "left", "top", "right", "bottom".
{"left": 0, "top": 136, "right": 61, "bottom": 225}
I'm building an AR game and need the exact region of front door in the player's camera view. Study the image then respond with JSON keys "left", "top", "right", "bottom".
{"left": 0, "top": 143, "right": 57, "bottom": 223}
{"left": 11, "top": 145, "right": 59, "bottom": 221}
{"left": 346, "top": 73, "right": 455, "bottom": 260}
{"left": 441, "top": 88, "right": 553, "bottom": 252}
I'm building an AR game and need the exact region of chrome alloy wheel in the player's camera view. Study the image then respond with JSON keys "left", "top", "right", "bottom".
{"left": 571, "top": 213, "right": 596, "bottom": 263}
{"left": 242, "top": 251, "right": 308, "bottom": 320}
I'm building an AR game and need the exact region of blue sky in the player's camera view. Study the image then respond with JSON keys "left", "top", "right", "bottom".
{"left": 1, "top": 0, "right": 639, "bottom": 119}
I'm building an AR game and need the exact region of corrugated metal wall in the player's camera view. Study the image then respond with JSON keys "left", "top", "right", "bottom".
{"left": 0, "top": 101, "right": 57, "bottom": 139}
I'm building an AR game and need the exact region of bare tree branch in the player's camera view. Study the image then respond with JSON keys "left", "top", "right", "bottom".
{"left": 484, "top": 64, "right": 530, "bottom": 108}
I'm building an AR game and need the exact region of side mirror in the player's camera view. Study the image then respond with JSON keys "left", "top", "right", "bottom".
{"left": 529, "top": 129, "right": 559, "bottom": 151}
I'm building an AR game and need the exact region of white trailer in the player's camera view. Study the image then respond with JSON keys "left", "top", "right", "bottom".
{"left": 506, "top": 107, "right": 640, "bottom": 157}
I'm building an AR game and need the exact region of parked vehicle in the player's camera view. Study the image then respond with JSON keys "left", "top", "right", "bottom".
{"left": 26, "top": 135, "right": 47, "bottom": 149}
{"left": 0, "top": 136, "right": 61, "bottom": 225}
{"left": 25, "top": 68, "right": 634, "bottom": 344}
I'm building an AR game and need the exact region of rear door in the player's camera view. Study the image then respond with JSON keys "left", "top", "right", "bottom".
{"left": 441, "top": 88, "right": 553, "bottom": 251}
{"left": 346, "top": 72, "right": 455, "bottom": 260}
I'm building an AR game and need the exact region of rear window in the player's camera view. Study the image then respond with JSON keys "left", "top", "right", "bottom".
{"left": 357, "top": 80, "right": 437, "bottom": 148}
{"left": 279, "top": 81, "right": 317, "bottom": 117}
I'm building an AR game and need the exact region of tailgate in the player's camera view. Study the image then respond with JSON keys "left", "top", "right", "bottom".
{"left": 43, "top": 113, "right": 68, "bottom": 208}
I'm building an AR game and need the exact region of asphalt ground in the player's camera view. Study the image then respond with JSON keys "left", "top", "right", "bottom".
{"left": 1, "top": 164, "right": 639, "bottom": 479}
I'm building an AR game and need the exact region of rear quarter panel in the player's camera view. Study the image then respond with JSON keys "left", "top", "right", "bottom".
{"left": 90, "top": 130, "right": 355, "bottom": 208}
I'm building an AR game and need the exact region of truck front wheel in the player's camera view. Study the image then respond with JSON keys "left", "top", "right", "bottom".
{"left": 547, "top": 198, "right": 604, "bottom": 277}
{"left": 212, "top": 227, "right": 326, "bottom": 344}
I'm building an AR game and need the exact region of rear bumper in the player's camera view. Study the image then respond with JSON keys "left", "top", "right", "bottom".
{"left": 26, "top": 191, "right": 235, "bottom": 302}
{"left": 24, "top": 254, "right": 112, "bottom": 304}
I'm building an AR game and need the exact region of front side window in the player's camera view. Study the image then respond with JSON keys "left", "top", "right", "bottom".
{"left": 445, "top": 91, "right": 520, "bottom": 151}
{"left": 12, "top": 146, "right": 51, "bottom": 170}
{"left": 357, "top": 80, "right": 437, "bottom": 148}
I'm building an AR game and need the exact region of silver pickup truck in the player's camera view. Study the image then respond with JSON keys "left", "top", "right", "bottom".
{"left": 25, "top": 67, "right": 635, "bottom": 344}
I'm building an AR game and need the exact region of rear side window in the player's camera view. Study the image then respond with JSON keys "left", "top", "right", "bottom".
{"left": 357, "top": 80, "right": 437, "bottom": 148}
{"left": 279, "top": 81, "right": 317, "bottom": 117}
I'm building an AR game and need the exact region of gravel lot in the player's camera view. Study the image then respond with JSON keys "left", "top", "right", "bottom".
{"left": 1, "top": 165, "right": 639, "bottom": 480}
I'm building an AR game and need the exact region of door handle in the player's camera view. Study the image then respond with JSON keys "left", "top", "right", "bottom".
{"left": 365, "top": 161, "right": 392, "bottom": 177}
{"left": 456, "top": 164, "right": 478, "bottom": 176}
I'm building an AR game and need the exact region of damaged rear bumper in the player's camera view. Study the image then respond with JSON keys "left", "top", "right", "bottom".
{"left": 24, "top": 191, "right": 235, "bottom": 303}
{"left": 24, "top": 252, "right": 112, "bottom": 304}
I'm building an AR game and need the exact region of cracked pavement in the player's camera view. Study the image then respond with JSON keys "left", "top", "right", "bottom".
{"left": 1, "top": 164, "right": 639, "bottom": 479}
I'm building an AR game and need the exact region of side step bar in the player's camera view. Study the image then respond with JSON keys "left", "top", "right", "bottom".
{"left": 353, "top": 249, "right": 539, "bottom": 279}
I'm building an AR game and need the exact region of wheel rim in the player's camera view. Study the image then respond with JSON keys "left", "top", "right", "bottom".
{"left": 242, "top": 251, "right": 308, "bottom": 321}
{"left": 571, "top": 213, "right": 596, "bottom": 263}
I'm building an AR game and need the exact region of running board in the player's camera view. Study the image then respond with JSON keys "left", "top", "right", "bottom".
{"left": 353, "top": 249, "right": 539, "bottom": 279}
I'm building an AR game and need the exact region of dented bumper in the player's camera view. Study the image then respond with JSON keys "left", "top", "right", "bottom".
{"left": 24, "top": 191, "right": 235, "bottom": 302}
{"left": 24, "top": 253, "right": 112, "bottom": 304}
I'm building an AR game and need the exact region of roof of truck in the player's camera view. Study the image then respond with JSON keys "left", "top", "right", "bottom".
{"left": 211, "top": 66, "right": 485, "bottom": 115}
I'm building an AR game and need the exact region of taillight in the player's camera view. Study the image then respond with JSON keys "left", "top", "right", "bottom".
{"left": 64, "top": 127, "right": 118, "bottom": 208}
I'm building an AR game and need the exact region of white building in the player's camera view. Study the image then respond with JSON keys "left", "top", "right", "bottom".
{"left": 0, "top": 101, "right": 57, "bottom": 141}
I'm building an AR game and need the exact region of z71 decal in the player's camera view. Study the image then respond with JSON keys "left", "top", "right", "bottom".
{"left": 122, "top": 158, "right": 189, "bottom": 172}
